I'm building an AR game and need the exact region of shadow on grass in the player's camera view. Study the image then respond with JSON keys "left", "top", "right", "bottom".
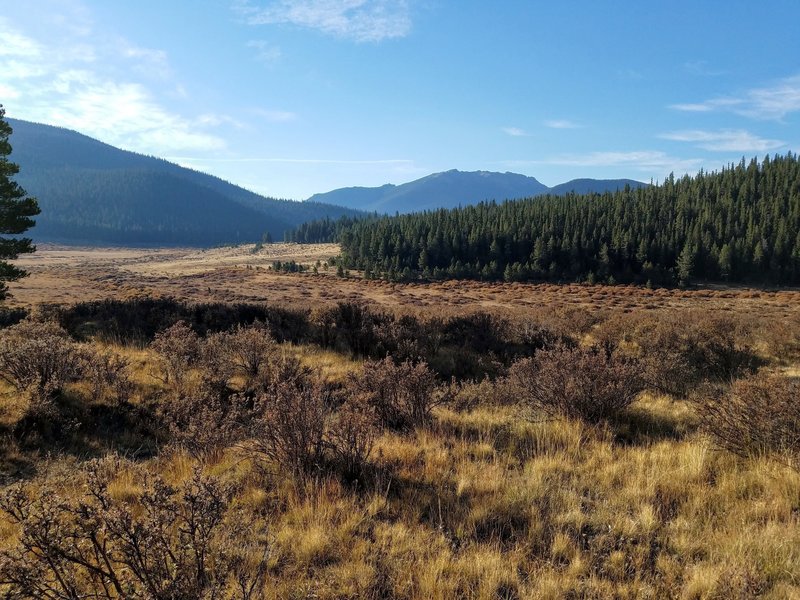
{"left": 613, "top": 402, "right": 698, "bottom": 446}
{"left": 4, "top": 392, "right": 162, "bottom": 481}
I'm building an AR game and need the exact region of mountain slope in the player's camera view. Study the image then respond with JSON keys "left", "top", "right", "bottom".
{"left": 308, "top": 170, "right": 550, "bottom": 213}
{"left": 8, "top": 119, "right": 362, "bottom": 246}
{"left": 307, "top": 170, "right": 646, "bottom": 214}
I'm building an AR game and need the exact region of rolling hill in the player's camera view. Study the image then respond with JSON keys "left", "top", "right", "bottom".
{"left": 307, "top": 170, "right": 647, "bottom": 214}
{"left": 7, "top": 119, "right": 363, "bottom": 246}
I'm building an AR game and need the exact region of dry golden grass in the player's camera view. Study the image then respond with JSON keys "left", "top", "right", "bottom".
{"left": 2, "top": 367, "right": 800, "bottom": 597}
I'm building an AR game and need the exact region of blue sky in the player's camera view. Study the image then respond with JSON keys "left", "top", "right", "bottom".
{"left": 2, "top": 0, "right": 799, "bottom": 199}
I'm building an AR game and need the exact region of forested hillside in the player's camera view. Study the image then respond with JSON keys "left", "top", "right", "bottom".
{"left": 338, "top": 154, "right": 800, "bottom": 285}
{"left": 8, "top": 119, "right": 362, "bottom": 246}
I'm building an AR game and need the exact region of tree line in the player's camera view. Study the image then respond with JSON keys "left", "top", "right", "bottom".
{"left": 284, "top": 214, "right": 376, "bottom": 243}
{"left": 311, "top": 154, "right": 800, "bottom": 285}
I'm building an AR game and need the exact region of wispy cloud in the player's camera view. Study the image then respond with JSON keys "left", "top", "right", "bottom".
{"left": 670, "top": 74, "right": 800, "bottom": 120}
{"left": 247, "top": 39, "right": 282, "bottom": 64}
{"left": 41, "top": 81, "right": 225, "bottom": 152}
{"left": 0, "top": 19, "right": 42, "bottom": 57}
{"left": 0, "top": 13, "right": 227, "bottom": 154}
{"left": 544, "top": 119, "right": 581, "bottom": 129}
{"left": 659, "top": 129, "right": 785, "bottom": 153}
{"left": 121, "top": 43, "right": 171, "bottom": 79}
{"left": 502, "top": 126, "right": 530, "bottom": 137}
{"left": 233, "top": 0, "right": 412, "bottom": 42}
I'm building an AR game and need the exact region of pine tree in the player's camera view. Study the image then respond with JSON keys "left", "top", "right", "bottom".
{"left": 676, "top": 242, "right": 695, "bottom": 286}
{"left": 0, "top": 106, "right": 40, "bottom": 300}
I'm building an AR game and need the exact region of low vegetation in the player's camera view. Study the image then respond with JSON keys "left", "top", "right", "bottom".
{"left": 1, "top": 297, "right": 799, "bottom": 598}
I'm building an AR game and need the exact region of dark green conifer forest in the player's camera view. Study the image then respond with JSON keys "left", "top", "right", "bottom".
{"left": 330, "top": 154, "right": 800, "bottom": 285}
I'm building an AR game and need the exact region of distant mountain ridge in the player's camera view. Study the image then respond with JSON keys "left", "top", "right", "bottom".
{"left": 8, "top": 119, "right": 363, "bottom": 246}
{"left": 307, "top": 170, "right": 647, "bottom": 214}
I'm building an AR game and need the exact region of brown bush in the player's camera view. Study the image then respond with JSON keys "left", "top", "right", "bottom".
{"left": 158, "top": 388, "right": 245, "bottom": 457}
{"left": 150, "top": 321, "right": 201, "bottom": 395}
{"left": 214, "top": 322, "right": 278, "bottom": 395}
{"left": 0, "top": 458, "right": 268, "bottom": 599}
{"left": 0, "top": 319, "right": 84, "bottom": 410}
{"left": 327, "top": 394, "right": 379, "bottom": 477}
{"left": 758, "top": 315, "right": 800, "bottom": 362}
{"left": 508, "top": 345, "right": 644, "bottom": 424}
{"left": 698, "top": 374, "right": 800, "bottom": 465}
{"left": 198, "top": 330, "right": 238, "bottom": 398}
{"left": 595, "top": 311, "right": 760, "bottom": 398}
{"left": 248, "top": 369, "right": 330, "bottom": 477}
{"left": 84, "top": 349, "right": 134, "bottom": 405}
{"left": 349, "top": 358, "right": 449, "bottom": 430}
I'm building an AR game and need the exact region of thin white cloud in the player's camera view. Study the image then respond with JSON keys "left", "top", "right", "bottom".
{"left": 659, "top": 129, "right": 785, "bottom": 153}
{"left": 684, "top": 60, "right": 726, "bottom": 77}
{"left": 669, "top": 103, "right": 714, "bottom": 113}
{"left": 247, "top": 39, "right": 282, "bottom": 64}
{"left": 616, "top": 68, "right": 643, "bottom": 80}
{"left": 544, "top": 119, "right": 581, "bottom": 129}
{"left": 513, "top": 151, "right": 704, "bottom": 174}
{"left": 196, "top": 113, "right": 247, "bottom": 129}
{"left": 166, "top": 157, "right": 413, "bottom": 164}
{"left": 254, "top": 108, "right": 298, "bottom": 122}
{"left": 502, "top": 126, "right": 530, "bottom": 137}
{"left": 234, "top": 0, "right": 412, "bottom": 42}
{"left": 670, "top": 74, "right": 800, "bottom": 120}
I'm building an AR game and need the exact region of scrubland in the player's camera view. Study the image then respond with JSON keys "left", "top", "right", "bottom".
{"left": 1, "top": 261, "right": 800, "bottom": 598}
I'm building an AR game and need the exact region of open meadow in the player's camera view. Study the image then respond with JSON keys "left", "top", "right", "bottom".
{"left": 1, "top": 244, "right": 800, "bottom": 599}
{"left": 11, "top": 243, "right": 800, "bottom": 321}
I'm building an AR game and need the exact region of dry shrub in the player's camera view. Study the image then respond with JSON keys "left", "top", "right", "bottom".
{"left": 698, "top": 374, "right": 800, "bottom": 465}
{"left": 150, "top": 320, "right": 200, "bottom": 395}
{"left": 758, "top": 314, "right": 800, "bottom": 361}
{"left": 240, "top": 359, "right": 380, "bottom": 480}
{"left": 84, "top": 349, "right": 134, "bottom": 405}
{"left": 0, "top": 319, "right": 83, "bottom": 410}
{"left": 595, "top": 311, "right": 760, "bottom": 398}
{"left": 206, "top": 322, "right": 278, "bottom": 396}
{"left": 198, "top": 331, "right": 237, "bottom": 399}
{"left": 0, "top": 458, "right": 268, "bottom": 599}
{"left": 161, "top": 353, "right": 317, "bottom": 460}
{"left": 349, "top": 358, "right": 449, "bottom": 430}
{"left": 508, "top": 345, "right": 644, "bottom": 424}
{"left": 450, "top": 377, "right": 502, "bottom": 410}
{"left": 248, "top": 366, "right": 330, "bottom": 478}
{"left": 158, "top": 388, "right": 244, "bottom": 458}
{"left": 326, "top": 394, "right": 379, "bottom": 477}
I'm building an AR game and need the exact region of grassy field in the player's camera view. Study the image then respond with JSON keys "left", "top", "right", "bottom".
{"left": 1, "top": 244, "right": 799, "bottom": 598}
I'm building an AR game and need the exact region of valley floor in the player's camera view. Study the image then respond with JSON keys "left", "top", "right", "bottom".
{"left": 11, "top": 243, "right": 800, "bottom": 322}
{"left": 1, "top": 244, "right": 800, "bottom": 598}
